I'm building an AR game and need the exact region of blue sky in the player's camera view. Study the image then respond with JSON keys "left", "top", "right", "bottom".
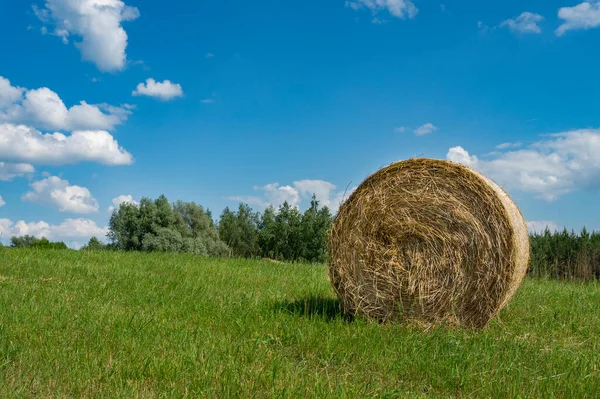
{"left": 1, "top": 0, "right": 600, "bottom": 246}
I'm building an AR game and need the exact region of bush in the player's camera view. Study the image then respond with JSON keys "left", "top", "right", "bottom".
{"left": 142, "top": 228, "right": 184, "bottom": 253}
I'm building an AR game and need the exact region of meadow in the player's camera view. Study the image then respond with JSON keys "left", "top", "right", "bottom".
{"left": 0, "top": 249, "right": 599, "bottom": 398}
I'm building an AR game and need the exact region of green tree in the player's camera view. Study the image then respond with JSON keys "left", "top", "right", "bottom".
{"left": 108, "top": 202, "right": 142, "bottom": 250}
{"left": 81, "top": 237, "right": 105, "bottom": 251}
{"left": 173, "top": 201, "right": 229, "bottom": 257}
{"left": 218, "top": 203, "right": 260, "bottom": 258}
{"left": 108, "top": 195, "right": 229, "bottom": 257}
{"left": 10, "top": 235, "right": 39, "bottom": 248}
{"left": 273, "top": 201, "right": 303, "bottom": 261}
{"left": 234, "top": 203, "right": 260, "bottom": 257}
{"left": 154, "top": 195, "right": 178, "bottom": 230}
{"left": 300, "top": 195, "right": 333, "bottom": 263}
{"left": 258, "top": 205, "right": 277, "bottom": 258}
{"left": 218, "top": 207, "right": 236, "bottom": 257}
{"left": 10, "top": 236, "right": 67, "bottom": 249}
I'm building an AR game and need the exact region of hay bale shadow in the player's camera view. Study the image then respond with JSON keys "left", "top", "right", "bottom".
{"left": 274, "top": 296, "right": 353, "bottom": 322}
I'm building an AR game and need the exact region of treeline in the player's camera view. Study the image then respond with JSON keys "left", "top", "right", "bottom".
{"left": 89, "top": 194, "right": 332, "bottom": 263}
{"left": 4, "top": 236, "right": 68, "bottom": 250}
{"left": 529, "top": 227, "right": 600, "bottom": 280}
{"left": 104, "top": 195, "right": 228, "bottom": 257}
{"left": 218, "top": 197, "right": 332, "bottom": 263}
{"left": 5, "top": 194, "right": 600, "bottom": 280}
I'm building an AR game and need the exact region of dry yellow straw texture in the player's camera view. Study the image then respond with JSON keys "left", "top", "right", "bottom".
{"left": 328, "top": 158, "right": 530, "bottom": 328}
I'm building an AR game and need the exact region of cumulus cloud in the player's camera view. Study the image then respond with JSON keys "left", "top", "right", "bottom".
{"left": 414, "top": 123, "right": 437, "bottom": 136}
{"left": 0, "top": 76, "right": 131, "bottom": 131}
{"left": 33, "top": 0, "right": 140, "bottom": 71}
{"left": 556, "top": 1, "right": 600, "bottom": 36}
{"left": 501, "top": 12, "right": 544, "bottom": 34}
{"left": 527, "top": 220, "right": 559, "bottom": 234}
{"left": 22, "top": 176, "right": 99, "bottom": 214}
{"left": 108, "top": 194, "right": 138, "bottom": 212}
{"left": 346, "top": 0, "right": 418, "bottom": 20}
{"left": 0, "top": 77, "right": 24, "bottom": 108}
{"left": 228, "top": 180, "right": 356, "bottom": 212}
{"left": 0, "top": 217, "right": 108, "bottom": 245}
{"left": 447, "top": 129, "right": 600, "bottom": 201}
{"left": 255, "top": 183, "right": 302, "bottom": 208}
{"left": 447, "top": 146, "right": 479, "bottom": 168}
{"left": 0, "top": 123, "right": 133, "bottom": 166}
{"left": 132, "top": 78, "right": 183, "bottom": 101}
{"left": 293, "top": 180, "right": 355, "bottom": 210}
{"left": 0, "top": 162, "right": 35, "bottom": 181}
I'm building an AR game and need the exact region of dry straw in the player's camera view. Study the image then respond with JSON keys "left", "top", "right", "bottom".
{"left": 328, "top": 158, "right": 530, "bottom": 328}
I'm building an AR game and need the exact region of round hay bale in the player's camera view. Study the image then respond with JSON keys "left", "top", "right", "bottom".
{"left": 328, "top": 158, "right": 529, "bottom": 328}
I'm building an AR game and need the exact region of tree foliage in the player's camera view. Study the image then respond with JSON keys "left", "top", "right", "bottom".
{"left": 108, "top": 195, "right": 228, "bottom": 257}
{"left": 219, "top": 195, "right": 332, "bottom": 263}
{"left": 218, "top": 204, "right": 261, "bottom": 258}
{"left": 9, "top": 236, "right": 68, "bottom": 250}
{"left": 529, "top": 227, "right": 600, "bottom": 280}
{"left": 81, "top": 237, "right": 106, "bottom": 251}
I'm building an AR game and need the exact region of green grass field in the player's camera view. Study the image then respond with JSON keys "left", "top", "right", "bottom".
{"left": 1, "top": 249, "right": 599, "bottom": 398}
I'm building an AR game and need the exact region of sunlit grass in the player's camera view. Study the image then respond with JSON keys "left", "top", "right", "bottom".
{"left": 0, "top": 248, "right": 599, "bottom": 397}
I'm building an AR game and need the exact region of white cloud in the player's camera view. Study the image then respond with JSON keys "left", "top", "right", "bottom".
{"left": 501, "top": 12, "right": 544, "bottom": 34}
{"left": 0, "top": 123, "right": 133, "bottom": 166}
{"left": 0, "top": 219, "right": 11, "bottom": 240}
{"left": 414, "top": 123, "right": 437, "bottom": 136}
{"left": 295, "top": 180, "right": 335, "bottom": 203}
{"left": 496, "top": 141, "right": 523, "bottom": 150}
{"left": 556, "top": 1, "right": 600, "bottom": 36}
{"left": 201, "top": 99, "right": 214, "bottom": 104}
{"left": 346, "top": 0, "right": 418, "bottom": 20}
{"left": 447, "top": 146, "right": 479, "bottom": 168}
{"left": 0, "top": 217, "right": 108, "bottom": 244}
{"left": 293, "top": 180, "right": 350, "bottom": 210}
{"left": 0, "top": 196, "right": 4, "bottom": 207}
{"left": 228, "top": 183, "right": 301, "bottom": 210}
{"left": 205, "top": 53, "right": 214, "bottom": 58}
{"left": 0, "top": 75, "right": 131, "bottom": 131}
{"left": 132, "top": 78, "right": 183, "bottom": 101}
{"left": 108, "top": 194, "right": 138, "bottom": 212}
{"left": 33, "top": 0, "right": 140, "bottom": 71}
{"left": 22, "top": 176, "right": 99, "bottom": 214}
{"left": 0, "top": 162, "right": 35, "bottom": 181}
{"left": 447, "top": 129, "right": 600, "bottom": 201}
{"left": 32, "top": 4, "right": 50, "bottom": 22}
{"left": 395, "top": 126, "right": 406, "bottom": 133}
{"left": 0, "top": 77, "right": 24, "bottom": 108}
{"left": 527, "top": 221, "right": 559, "bottom": 234}
{"left": 229, "top": 180, "right": 356, "bottom": 213}
{"left": 260, "top": 183, "right": 302, "bottom": 208}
